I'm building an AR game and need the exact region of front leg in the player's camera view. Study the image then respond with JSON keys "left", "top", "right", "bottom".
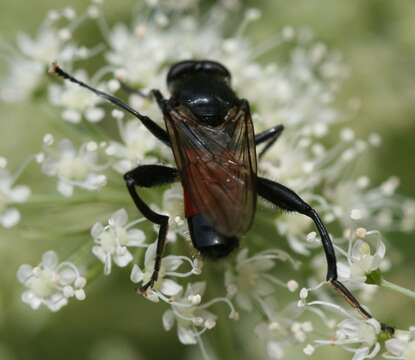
{"left": 123, "top": 165, "right": 178, "bottom": 292}
{"left": 255, "top": 124, "right": 284, "bottom": 159}
{"left": 257, "top": 177, "right": 373, "bottom": 320}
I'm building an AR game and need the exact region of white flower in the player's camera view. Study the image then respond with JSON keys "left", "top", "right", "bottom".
{"left": 162, "top": 282, "right": 219, "bottom": 345}
{"left": 17, "top": 250, "right": 86, "bottom": 311}
{"left": 49, "top": 69, "right": 105, "bottom": 123}
{"left": 338, "top": 230, "right": 386, "bottom": 286}
{"left": 313, "top": 316, "right": 381, "bottom": 360}
{"left": 106, "top": 118, "right": 158, "bottom": 173}
{"left": 130, "top": 240, "right": 203, "bottom": 303}
{"left": 40, "top": 138, "right": 107, "bottom": 197}
{"left": 17, "top": 25, "right": 62, "bottom": 64}
{"left": 0, "top": 13, "right": 86, "bottom": 102}
{"left": 91, "top": 209, "right": 147, "bottom": 275}
{"left": 275, "top": 212, "right": 315, "bottom": 256}
{"left": 326, "top": 176, "right": 414, "bottom": 232}
{"left": 384, "top": 328, "right": 415, "bottom": 360}
{"left": 336, "top": 318, "right": 381, "bottom": 360}
{"left": 0, "top": 167, "right": 31, "bottom": 228}
{"left": 259, "top": 136, "right": 318, "bottom": 191}
{"left": 255, "top": 302, "right": 309, "bottom": 359}
{"left": 130, "top": 241, "right": 198, "bottom": 302}
{"left": 350, "top": 239, "right": 385, "bottom": 281}
{"left": 225, "top": 248, "right": 299, "bottom": 312}
{"left": 0, "top": 58, "right": 45, "bottom": 102}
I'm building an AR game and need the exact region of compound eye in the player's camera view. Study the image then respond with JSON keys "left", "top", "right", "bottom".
{"left": 167, "top": 60, "right": 231, "bottom": 87}
{"left": 197, "top": 60, "right": 231, "bottom": 82}
{"left": 167, "top": 60, "right": 197, "bottom": 84}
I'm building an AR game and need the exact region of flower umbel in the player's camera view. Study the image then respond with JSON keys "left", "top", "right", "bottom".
{"left": 92, "top": 208, "right": 147, "bottom": 275}
{"left": 130, "top": 241, "right": 201, "bottom": 303}
{"left": 17, "top": 251, "right": 86, "bottom": 311}
{"left": 39, "top": 137, "right": 107, "bottom": 197}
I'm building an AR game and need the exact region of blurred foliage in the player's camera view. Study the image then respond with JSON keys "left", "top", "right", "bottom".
{"left": 0, "top": 0, "right": 414, "bottom": 359}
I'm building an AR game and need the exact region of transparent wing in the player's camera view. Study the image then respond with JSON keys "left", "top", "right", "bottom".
{"left": 165, "top": 103, "right": 257, "bottom": 236}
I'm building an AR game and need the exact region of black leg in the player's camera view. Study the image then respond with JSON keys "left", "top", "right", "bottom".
{"left": 123, "top": 165, "right": 178, "bottom": 292}
{"left": 257, "top": 177, "right": 373, "bottom": 320}
{"left": 49, "top": 63, "right": 171, "bottom": 147}
{"left": 255, "top": 124, "right": 284, "bottom": 159}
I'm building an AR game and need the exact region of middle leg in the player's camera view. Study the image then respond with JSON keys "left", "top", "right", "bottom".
{"left": 124, "top": 164, "right": 178, "bottom": 292}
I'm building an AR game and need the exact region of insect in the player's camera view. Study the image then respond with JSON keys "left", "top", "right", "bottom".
{"left": 50, "top": 59, "right": 390, "bottom": 328}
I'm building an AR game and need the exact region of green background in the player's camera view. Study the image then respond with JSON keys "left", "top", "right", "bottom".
{"left": 0, "top": 0, "right": 414, "bottom": 359}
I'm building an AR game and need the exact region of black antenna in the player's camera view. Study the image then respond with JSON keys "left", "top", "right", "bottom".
{"left": 49, "top": 62, "right": 170, "bottom": 145}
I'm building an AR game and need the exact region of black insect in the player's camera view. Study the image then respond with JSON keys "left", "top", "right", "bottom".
{"left": 50, "top": 60, "right": 388, "bottom": 327}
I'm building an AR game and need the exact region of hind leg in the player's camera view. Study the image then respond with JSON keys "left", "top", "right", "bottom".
{"left": 256, "top": 176, "right": 373, "bottom": 319}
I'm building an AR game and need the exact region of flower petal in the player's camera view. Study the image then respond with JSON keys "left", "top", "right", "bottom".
{"left": 126, "top": 229, "right": 146, "bottom": 246}
{"left": 91, "top": 222, "right": 104, "bottom": 239}
{"left": 113, "top": 250, "right": 133, "bottom": 268}
{"left": 162, "top": 256, "right": 183, "bottom": 272}
{"left": 145, "top": 241, "right": 157, "bottom": 268}
{"left": 42, "top": 250, "right": 58, "bottom": 269}
{"left": 186, "top": 281, "right": 206, "bottom": 298}
{"left": 177, "top": 326, "right": 197, "bottom": 345}
{"left": 57, "top": 181, "right": 74, "bottom": 197}
{"left": 85, "top": 107, "right": 105, "bottom": 123}
{"left": 110, "top": 208, "right": 128, "bottom": 227}
{"left": 10, "top": 185, "right": 31, "bottom": 202}
{"left": 160, "top": 279, "right": 182, "bottom": 297}
{"left": 17, "top": 264, "right": 33, "bottom": 283}
{"left": 162, "top": 310, "right": 175, "bottom": 331}
{"left": 0, "top": 208, "right": 21, "bottom": 228}
{"left": 267, "top": 341, "right": 284, "bottom": 360}
{"left": 130, "top": 264, "right": 144, "bottom": 284}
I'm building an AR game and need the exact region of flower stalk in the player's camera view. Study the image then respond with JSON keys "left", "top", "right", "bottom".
{"left": 380, "top": 279, "right": 415, "bottom": 301}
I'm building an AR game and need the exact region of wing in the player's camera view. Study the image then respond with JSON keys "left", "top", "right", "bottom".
{"left": 165, "top": 102, "right": 257, "bottom": 237}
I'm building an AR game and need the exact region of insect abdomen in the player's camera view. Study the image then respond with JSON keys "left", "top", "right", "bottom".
{"left": 187, "top": 213, "right": 239, "bottom": 259}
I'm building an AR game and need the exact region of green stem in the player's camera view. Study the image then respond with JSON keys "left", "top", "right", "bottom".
{"left": 380, "top": 278, "right": 415, "bottom": 300}
{"left": 207, "top": 266, "right": 238, "bottom": 360}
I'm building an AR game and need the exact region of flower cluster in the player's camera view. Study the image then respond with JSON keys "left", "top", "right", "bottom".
{"left": 0, "top": 4, "right": 103, "bottom": 102}
{"left": 17, "top": 251, "right": 86, "bottom": 311}
{"left": 39, "top": 136, "right": 107, "bottom": 196}
{"left": 2, "top": 1, "right": 414, "bottom": 359}
{"left": 91, "top": 208, "right": 147, "bottom": 274}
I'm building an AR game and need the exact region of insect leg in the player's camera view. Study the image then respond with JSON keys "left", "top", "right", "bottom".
{"left": 49, "top": 63, "right": 170, "bottom": 146}
{"left": 124, "top": 165, "right": 178, "bottom": 292}
{"left": 255, "top": 124, "right": 284, "bottom": 159}
{"left": 256, "top": 176, "right": 373, "bottom": 320}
